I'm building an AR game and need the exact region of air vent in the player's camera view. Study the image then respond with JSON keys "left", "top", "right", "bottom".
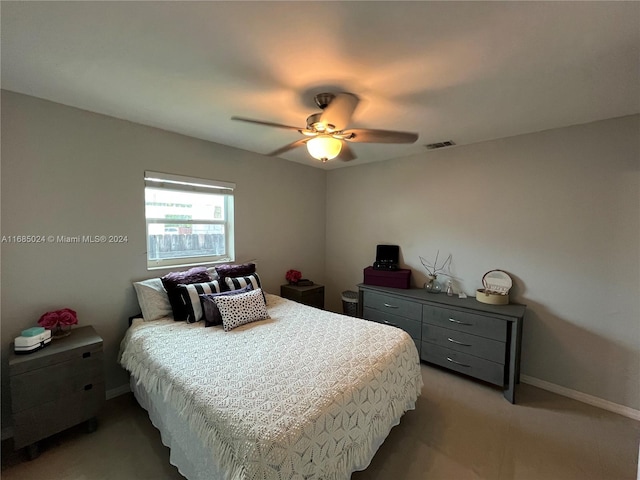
{"left": 425, "top": 140, "right": 456, "bottom": 150}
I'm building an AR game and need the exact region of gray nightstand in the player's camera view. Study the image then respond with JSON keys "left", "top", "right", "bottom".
{"left": 9, "top": 325, "right": 106, "bottom": 458}
{"left": 280, "top": 283, "right": 325, "bottom": 309}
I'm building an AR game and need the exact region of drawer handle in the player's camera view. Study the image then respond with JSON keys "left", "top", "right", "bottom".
{"left": 383, "top": 320, "right": 398, "bottom": 327}
{"left": 84, "top": 384, "right": 93, "bottom": 391}
{"left": 449, "top": 318, "right": 473, "bottom": 326}
{"left": 448, "top": 337, "right": 472, "bottom": 347}
{"left": 447, "top": 357, "right": 471, "bottom": 368}
{"left": 383, "top": 303, "right": 399, "bottom": 309}
{"left": 82, "top": 352, "right": 91, "bottom": 358}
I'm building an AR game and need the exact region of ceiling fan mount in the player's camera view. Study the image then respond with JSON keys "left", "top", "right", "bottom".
{"left": 313, "top": 92, "right": 335, "bottom": 110}
{"left": 231, "top": 92, "right": 418, "bottom": 162}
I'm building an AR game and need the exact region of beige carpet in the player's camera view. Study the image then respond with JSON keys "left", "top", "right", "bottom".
{"left": 2, "top": 364, "right": 639, "bottom": 479}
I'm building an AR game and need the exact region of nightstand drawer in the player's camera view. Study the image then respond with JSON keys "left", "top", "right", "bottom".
{"left": 422, "top": 305, "right": 507, "bottom": 342}
{"left": 12, "top": 382, "right": 106, "bottom": 449}
{"left": 362, "top": 291, "right": 421, "bottom": 321}
{"left": 421, "top": 343, "right": 505, "bottom": 386}
{"left": 10, "top": 352, "right": 104, "bottom": 412}
{"left": 422, "top": 324, "right": 506, "bottom": 364}
{"left": 363, "top": 307, "right": 422, "bottom": 340}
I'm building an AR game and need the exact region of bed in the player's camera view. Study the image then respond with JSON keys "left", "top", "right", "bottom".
{"left": 119, "top": 292, "right": 423, "bottom": 480}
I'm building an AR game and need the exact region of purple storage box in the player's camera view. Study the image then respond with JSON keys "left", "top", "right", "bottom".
{"left": 363, "top": 267, "right": 411, "bottom": 289}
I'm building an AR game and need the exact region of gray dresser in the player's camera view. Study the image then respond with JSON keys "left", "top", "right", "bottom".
{"left": 9, "top": 325, "right": 105, "bottom": 458}
{"left": 358, "top": 284, "right": 526, "bottom": 403}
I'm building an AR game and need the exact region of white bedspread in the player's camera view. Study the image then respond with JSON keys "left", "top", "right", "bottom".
{"left": 119, "top": 294, "right": 422, "bottom": 480}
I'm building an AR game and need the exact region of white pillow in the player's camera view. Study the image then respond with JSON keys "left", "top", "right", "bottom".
{"left": 214, "top": 288, "right": 270, "bottom": 332}
{"left": 206, "top": 266, "right": 219, "bottom": 280}
{"left": 133, "top": 278, "right": 172, "bottom": 321}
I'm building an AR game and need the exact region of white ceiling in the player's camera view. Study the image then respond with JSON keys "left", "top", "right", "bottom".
{"left": 2, "top": 1, "right": 639, "bottom": 169}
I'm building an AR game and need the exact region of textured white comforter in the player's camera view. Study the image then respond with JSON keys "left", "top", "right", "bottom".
{"left": 120, "top": 294, "right": 422, "bottom": 480}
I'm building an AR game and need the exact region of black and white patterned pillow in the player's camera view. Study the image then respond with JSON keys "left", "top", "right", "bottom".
{"left": 213, "top": 288, "right": 270, "bottom": 332}
{"left": 224, "top": 273, "right": 265, "bottom": 303}
{"left": 200, "top": 284, "right": 253, "bottom": 327}
{"left": 176, "top": 280, "right": 222, "bottom": 323}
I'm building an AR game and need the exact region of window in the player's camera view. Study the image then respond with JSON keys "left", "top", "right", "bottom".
{"left": 144, "top": 171, "right": 235, "bottom": 269}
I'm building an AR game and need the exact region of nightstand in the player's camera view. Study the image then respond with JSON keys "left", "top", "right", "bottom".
{"left": 9, "top": 325, "right": 105, "bottom": 458}
{"left": 280, "top": 283, "right": 325, "bottom": 309}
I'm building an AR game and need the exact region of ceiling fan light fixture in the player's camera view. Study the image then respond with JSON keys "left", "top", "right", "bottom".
{"left": 306, "top": 135, "right": 342, "bottom": 162}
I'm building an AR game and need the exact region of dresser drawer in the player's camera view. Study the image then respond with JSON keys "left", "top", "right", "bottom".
{"left": 421, "top": 343, "right": 505, "bottom": 386}
{"left": 422, "top": 324, "right": 506, "bottom": 364}
{"left": 423, "top": 305, "right": 507, "bottom": 342}
{"left": 362, "top": 291, "right": 421, "bottom": 321}
{"left": 363, "top": 307, "right": 422, "bottom": 340}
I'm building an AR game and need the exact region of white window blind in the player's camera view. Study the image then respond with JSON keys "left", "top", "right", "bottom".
{"left": 144, "top": 171, "right": 235, "bottom": 269}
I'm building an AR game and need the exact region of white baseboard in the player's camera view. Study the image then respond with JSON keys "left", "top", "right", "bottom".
{"left": 106, "top": 383, "right": 131, "bottom": 400}
{"left": 521, "top": 375, "right": 640, "bottom": 421}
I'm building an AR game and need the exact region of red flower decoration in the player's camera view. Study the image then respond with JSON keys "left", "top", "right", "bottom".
{"left": 38, "top": 308, "right": 78, "bottom": 330}
{"left": 285, "top": 270, "right": 302, "bottom": 283}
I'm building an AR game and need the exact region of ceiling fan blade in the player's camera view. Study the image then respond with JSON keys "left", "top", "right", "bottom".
{"left": 343, "top": 128, "right": 419, "bottom": 144}
{"left": 231, "top": 116, "right": 303, "bottom": 131}
{"left": 319, "top": 93, "right": 359, "bottom": 131}
{"left": 338, "top": 142, "right": 357, "bottom": 162}
{"left": 267, "top": 138, "right": 309, "bottom": 157}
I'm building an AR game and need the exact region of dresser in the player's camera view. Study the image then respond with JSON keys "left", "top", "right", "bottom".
{"left": 358, "top": 284, "right": 526, "bottom": 403}
{"left": 9, "top": 325, "right": 105, "bottom": 458}
{"left": 280, "top": 283, "right": 325, "bottom": 309}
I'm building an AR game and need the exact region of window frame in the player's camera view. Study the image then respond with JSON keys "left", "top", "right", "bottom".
{"left": 144, "top": 171, "right": 235, "bottom": 270}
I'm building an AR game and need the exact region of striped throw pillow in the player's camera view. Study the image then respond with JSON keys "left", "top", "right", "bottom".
{"left": 224, "top": 273, "right": 265, "bottom": 303}
{"left": 176, "top": 280, "right": 222, "bottom": 323}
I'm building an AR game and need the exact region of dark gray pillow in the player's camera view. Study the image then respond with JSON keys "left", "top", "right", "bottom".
{"left": 200, "top": 284, "right": 253, "bottom": 327}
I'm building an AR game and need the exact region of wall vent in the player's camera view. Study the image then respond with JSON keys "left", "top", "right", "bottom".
{"left": 425, "top": 140, "right": 456, "bottom": 150}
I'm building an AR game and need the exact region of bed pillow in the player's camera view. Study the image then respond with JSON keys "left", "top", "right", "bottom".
{"left": 224, "top": 273, "right": 265, "bottom": 302}
{"left": 161, "top": 267, "right": 212, "bottom": 321}
{"left": 215, "top": 262, "right": 256, "bottom": 279}
{"left": 214, "top": 288, "right": 270, "bottom": 332}
{"left": 206, "top": 266, "right": 220, "bottom": 281}
{"left": 176, "top": 280, "right": 222, "bottom": 323}
{"left": 133, "top": 277, "right": 172, "bottom": 321}
{"left": 200, "top": 284, "right": 253, "bottom": 327}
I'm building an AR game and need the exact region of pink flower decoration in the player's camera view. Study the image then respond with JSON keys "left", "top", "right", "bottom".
{"left": 285, "top": 269, "right": 302, "bottom": 283}
{"left": 37, "top": 308, "right": 78, "bottom": 330}
{"left": 57, "top": 308, "right": 78, "bottom": 326}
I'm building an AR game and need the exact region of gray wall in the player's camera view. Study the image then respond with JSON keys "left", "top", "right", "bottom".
{"left": 324, "top": 114, "right": 640, "bottom": 411}
{"left": 1, "top": 91, "right": 327, "bottom": 429}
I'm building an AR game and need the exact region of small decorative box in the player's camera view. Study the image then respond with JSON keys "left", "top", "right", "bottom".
{"left": 21, "top": 326, "right": 46, "bottom": 337}
{"left": 363, "top": 267, "right": 411, "bottom": 289}
{"left": 14, "top": 329, "right": 52, "bottom": 354}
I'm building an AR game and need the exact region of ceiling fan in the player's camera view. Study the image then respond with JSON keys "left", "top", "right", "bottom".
{"left": 231, "top": 92, "right": 419, "bottom": 162}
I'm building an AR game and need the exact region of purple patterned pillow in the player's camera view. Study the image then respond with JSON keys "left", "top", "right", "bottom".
{"left": 200, "top": 284, "right": 253, "bottom": 327}
{"left": 215, "top": 262, "right": 256, "bottom": 280}
{"left": 161, "top": 267, "right": 212, "bottom": 321}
